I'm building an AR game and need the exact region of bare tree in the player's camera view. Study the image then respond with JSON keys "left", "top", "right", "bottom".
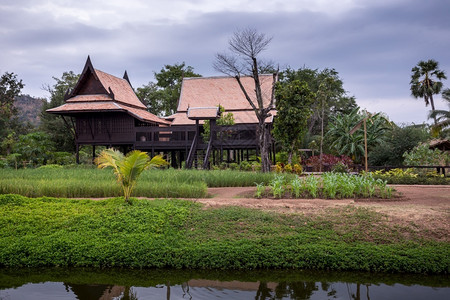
{"left": 214, "top": 28, "right": 277, "bottom": 172}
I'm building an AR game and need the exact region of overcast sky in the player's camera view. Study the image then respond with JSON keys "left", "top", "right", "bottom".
{"left": 1, "top": 0, "right": 449, "bottom": 124}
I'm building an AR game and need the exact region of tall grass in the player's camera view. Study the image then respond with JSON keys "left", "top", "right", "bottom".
{"left": 0, "top": 168, "right": 286, "bottom": 198}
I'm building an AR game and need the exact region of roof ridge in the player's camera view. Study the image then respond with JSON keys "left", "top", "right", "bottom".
{"left": 183, "top": 74, "right": 273, "bottom": 80}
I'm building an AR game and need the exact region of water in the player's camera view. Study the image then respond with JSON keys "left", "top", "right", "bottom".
{"left": 0, "top": 268, "right": 448, "bottom": 299}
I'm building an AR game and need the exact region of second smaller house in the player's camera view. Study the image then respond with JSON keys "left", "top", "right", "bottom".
{"left": 167, "top": 75, "right": 277, "bottom": 168}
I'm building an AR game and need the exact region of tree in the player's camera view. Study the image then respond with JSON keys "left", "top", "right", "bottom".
{"left": 0, "top": 72, "right": 24, "bottom": 142}
{"left": 202, "top": 105, "right": 235, "bottom": 143}
{"left": 369, "top": 124, "right": 429, "bottom": 166}
{"left": 40, "top": 71, "right": 80, "bottom": 152}
{"left": 214, "top": 28, "right": 277, "bottom": 172}
{"left": 410, "top": 59, "right": 447, "bottom": 125}
{"left": 280, "top": 67, "right": 357, "bottom": 138}
{"left": 326, "top": 108, "right": 391, "bottom": 163}
{"left": 136, "top": 63, "right": 201, "bottom": 116}
{"left": 13, "top": 131, "right": 55, "bottom": 166}
{"left": 95, "top": 149, "right": 168, "bottom": 202}
{"left": 273, "top": 80, "right": 314, "bottom": 163}
{"left": 429, "top": 88, "right": 450, "bottom": 137}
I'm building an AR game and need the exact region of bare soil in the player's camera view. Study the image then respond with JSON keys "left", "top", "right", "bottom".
{"left": 198, "top": 185, "right": 450, "bottom": 242}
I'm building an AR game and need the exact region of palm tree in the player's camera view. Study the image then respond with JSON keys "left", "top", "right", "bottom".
{"left": 410, "top": 59, "right": 447, "bottom": 125}
{"left": 95, "top": 149, "right": 168, "bottom": 202}
{"left": 326, "top": 108, "right": 365, "bottom": 162}
{"left": 429, "top": 88, "right": 450, "bottom": 136}
{"left": 326, "top": 108, "right": 391, "bottom": 163}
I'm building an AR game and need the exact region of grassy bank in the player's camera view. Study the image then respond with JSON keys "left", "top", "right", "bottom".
{"left": 0, "top": 168, "right": 284, "bottom": 198}
{"left": 0, "top": 194, "right": 448, "bottom": 273}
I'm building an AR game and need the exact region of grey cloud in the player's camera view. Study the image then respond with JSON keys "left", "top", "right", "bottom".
{"left": 1, "top": 0, "right": 449, "bottom": 124}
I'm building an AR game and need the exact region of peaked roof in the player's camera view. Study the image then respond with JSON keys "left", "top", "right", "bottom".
{"left": 170, "top": 75, "right": 276, "bottom": 125}
{"left": 47, "top": 57, "right": 169, "bottom": 125}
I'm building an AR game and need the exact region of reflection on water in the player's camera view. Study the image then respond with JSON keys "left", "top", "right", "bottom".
{"left": 0, "top": 269, "right": 448, "bottom": 300}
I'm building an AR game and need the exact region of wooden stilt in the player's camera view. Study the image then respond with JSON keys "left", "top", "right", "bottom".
{"left": 76, "top": 144, "right": 80, "bottom": 164}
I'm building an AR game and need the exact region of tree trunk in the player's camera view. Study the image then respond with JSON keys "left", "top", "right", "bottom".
{"left": 288, "top": 139, "right": 296, "bottom": 164}
{"left": 258, "top": 120, "right": 271, "bottom": 172}
{"left": 430, "top": 94, "right": 438, "bottom": 125}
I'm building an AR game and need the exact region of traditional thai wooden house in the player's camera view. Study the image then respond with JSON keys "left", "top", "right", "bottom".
{"left": 48, "top": 58, "right": 276, "bottom": 168}
{"left": 167, "top": 75, "right": 277, "bottom": 168}
{"left": 47, "top": 57, "right": 170, "bottom": 162}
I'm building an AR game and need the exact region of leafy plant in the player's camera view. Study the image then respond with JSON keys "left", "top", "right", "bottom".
{"left": 305, "top": 175, "right": 320, "bottom": 198}
{"left": 289, "top": 176, "right": 302, "bottom": 198}
{"left": 270, "top": 175, "right": 285, "bottom": 198}
{"left": 239, "top": 161, "right": 252, "bottom": 171}
{"left": 95, "top": 149, "right": 168, "bottom": 202}
{"left": 255, "top": 182, "right": 266, "bottom": 199}
{"left": 305, "top": 154, "right": 353, "bottom": 171}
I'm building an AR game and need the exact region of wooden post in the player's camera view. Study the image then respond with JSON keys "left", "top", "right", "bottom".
{"left": 364, "top": 118, "right": 368, "bottom": 172}
{"left": 171, "top": 151, "right": 176, "bottom": 168}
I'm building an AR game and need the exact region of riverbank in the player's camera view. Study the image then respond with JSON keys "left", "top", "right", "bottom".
{"left": 0, "top": 194, "right": 448, "bottom": 273}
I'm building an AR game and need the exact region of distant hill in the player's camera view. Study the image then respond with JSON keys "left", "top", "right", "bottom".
{"left": 14, "top": 94, "right": 45, "bottom": 126}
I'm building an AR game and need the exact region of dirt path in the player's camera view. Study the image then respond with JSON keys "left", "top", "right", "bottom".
{"left": 199, "top": 185, "right": 450, "bottom": 241}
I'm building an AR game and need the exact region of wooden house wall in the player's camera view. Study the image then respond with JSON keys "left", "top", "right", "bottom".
{"left": 76, "top": 112, "right": 134, "bottom": 143}
{"left": 77, "top": 73, "right": 106, "bottom": 95}
{"left": 74, "top": 112, "right": 261, "bottom": 150}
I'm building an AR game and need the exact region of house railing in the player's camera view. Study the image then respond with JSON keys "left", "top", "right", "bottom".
{"left": 134, "top": 124, "right": 259, "bottom": 149}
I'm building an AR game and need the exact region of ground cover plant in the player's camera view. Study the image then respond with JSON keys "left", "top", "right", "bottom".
{"left": 0, "top": 194, "right": 447, "bottom": 273}
{"left": 0, "top": 168, "right": 287, "bottom": 198}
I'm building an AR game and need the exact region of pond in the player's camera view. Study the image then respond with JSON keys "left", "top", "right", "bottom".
{"left": 0, "top": 268, "right": 448, "bottom": 300}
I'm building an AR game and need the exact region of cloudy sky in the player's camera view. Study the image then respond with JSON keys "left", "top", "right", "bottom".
{"left": 1, "top": 0, "right": 449, "bottom": 124}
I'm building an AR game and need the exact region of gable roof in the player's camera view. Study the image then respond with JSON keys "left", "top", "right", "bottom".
{"left": 170, "top": 75, "right": 276, "bottom": 125}
{"left": 47, "top": 57, "right": 169, "bottom": 125}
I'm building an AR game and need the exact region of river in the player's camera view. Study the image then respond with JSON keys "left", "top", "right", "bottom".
{"left": 0, "top": 268, "right": 448, "bottom": 299}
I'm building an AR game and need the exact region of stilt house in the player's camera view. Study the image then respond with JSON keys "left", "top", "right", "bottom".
{"left": 47, "top": 58, "right": 276, "bottom": 168}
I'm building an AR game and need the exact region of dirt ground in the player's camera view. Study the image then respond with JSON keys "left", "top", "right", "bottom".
{"left": 197, "top": 185, "right": 450, "bottom": 241}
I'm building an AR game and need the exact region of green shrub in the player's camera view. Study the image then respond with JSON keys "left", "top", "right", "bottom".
{"left": 370, "top": 168, "right": 450, "bottom": 185}
{"left": 284, "top": 164, "right": 293, "bottom": 173}
{"left": 239, "top": 161, "right": 252, "bottom": 171}
{"left": 293, "top": 164, "right": 303, "bottom": 175}
{"left": 331, "top": 162, "right": 350, "bottom": 173}
{"left": 229, "top": 163, "right": 239, "bottom": 170}
{"left": 252, "top": 162, "right": 262, "bottom": 172}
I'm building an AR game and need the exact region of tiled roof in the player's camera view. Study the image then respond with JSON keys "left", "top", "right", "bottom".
{"left": 94, "top": 69, "right": 147, "bottom": 109}
{"left": 67, "top": 94, "right": 112, "bottom": 102}
{"left": 172, "top": 75, "right": 276, "bottom": 125}
{"left": 47, "top": 101, "right": 170, "bottom": 125}
{"left": 177, "top": 75, "right": 274, "bottom": 112}
{"left": 47, "top": 102, "right": 121, "bottom": 112}
{"left": 47, "top": 58, "right": 168, "bottom": 125}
